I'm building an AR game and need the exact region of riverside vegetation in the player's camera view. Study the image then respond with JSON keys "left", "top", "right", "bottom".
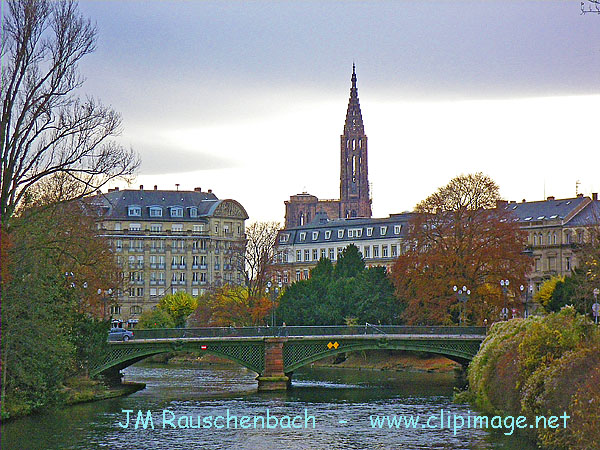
{"left": 461, "top": 307, "right": 600, "bottom": 450}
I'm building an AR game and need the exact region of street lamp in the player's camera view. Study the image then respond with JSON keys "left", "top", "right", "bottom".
{"left": 500, "top": 279, "right": 510, "bottom": 320}
{"left": 520, "top": 284, "right": 533, "bottom": 319}
{"left": 593, "top": 288, "right": 600, "bottom": 325}
{"left": 266, "top": 281, "right": 282, "bottom": 331}
{"left": 453, "top": 285, "right": 470, "bottom": 326}
{"left": 98, "top": 288, "right": 113, "bottom": 321}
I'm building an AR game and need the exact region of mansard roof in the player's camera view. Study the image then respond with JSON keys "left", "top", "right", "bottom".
{"left": 278, "top": 213, "right": 413, "bottom": 245}
{"left": 500, "top": 196, "right": 590, "bottom": 223}
{"left": 86, "top": 189, "right": 248, "bottom": 221}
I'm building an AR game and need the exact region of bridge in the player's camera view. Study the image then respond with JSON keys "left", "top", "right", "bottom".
{"left": 91, "top": 325, "right": 487, "bottom": 390}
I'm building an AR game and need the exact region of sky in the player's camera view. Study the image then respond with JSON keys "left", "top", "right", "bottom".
{"left": 76, "top": 0, "right": 600, "bottom": 223}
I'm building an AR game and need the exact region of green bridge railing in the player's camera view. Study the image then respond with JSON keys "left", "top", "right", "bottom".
{"left": 126, "top": 325, "right": 487, "bottom": 340}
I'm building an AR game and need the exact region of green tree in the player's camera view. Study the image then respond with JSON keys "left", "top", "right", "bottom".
{"left": 157, "top": 292, "right": 198, "bottom": 327}
{"left": 334, "top": 244, "right": 365, "bottom": 279}
{"left": 138, "top": 308, "right": 176, "bottom": 329}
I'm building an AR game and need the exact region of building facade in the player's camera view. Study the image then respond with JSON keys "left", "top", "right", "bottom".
{"left": 498, "top": 193, "right": 599, "bottom": 290}
{"left": 90, "top": 186, "right": 248, "bottom": 327}
{"left": 284, "top": 64, "right": 372, "bottom": 228}
{"left": 275, "top": 213, "right": 412, "bottom": 284}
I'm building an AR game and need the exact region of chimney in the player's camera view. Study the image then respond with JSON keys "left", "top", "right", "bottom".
{"left": 139, "top": 185, "right": 144, "bottom": 190}
{"left": 194, "top": 187, "right": 202, "bottom": 192}
{"left": 208, "top": 189, "right": 212, "bottom": 194}
{"left": 96, "top": 189, "right": 101, "bottom": 195}
{"left": 522, "top": 199, "right": 526, "bottom": 203}
{"left": 577, "top": 193, "right": 583, "bottom": 198}
{"left": 495, "top": 199, "right": 508, "bottom": 208}
{"left": 593, "top": 193, "right": 598, "bottom": 201}
{"left": 154, "top": 185, "right": 158, "bottom": 190}
{"left": 114, "top": 187, "right": 119, "bottom": 191}
{"left": 547, "top": 196, "right": 555, "bottom": 201}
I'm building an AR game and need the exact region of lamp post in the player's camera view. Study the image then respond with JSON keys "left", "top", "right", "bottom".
{"left": 520, "top": 284, "right": 533, "bottom": 319}
{"left": 266, "top": 281, "right": 282, "bottom": 331}
{"left": 98, "top": 288, "right": 113, "bottom": 321}
{"left": 500, "top": 279, "right": 510, "bottom": 320}
{"left": 453, "top": 285, "right": 470, "bottom": 326}
{"left": 593, "top": 288, "right": 600, "bottom": 325}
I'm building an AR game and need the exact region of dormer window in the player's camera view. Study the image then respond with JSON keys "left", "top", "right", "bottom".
{"left": 128, "top": 205, "right": 141, "bottom": 217}
{"left": 312, "top": 231, "right": 319, "bottom": 240}
{"left": 366, "top": 227, "right": 373, "bottom": 237}
{"left": 279, "top": 234, "right": 289, "bottom": 243}
{"left": 338, "top": 229, "right": 344, "bottom": 238}
{"left": 149, "top": 206, "right": 162, "bottom": 217}
{"left": 325, "top": 230, "right": 331, "bottom": 239}
{"left": 170, "top": 206, "right": 184, "bottom": 218}
{"left": 380, "top": 226, "right": 388, "bottom": 235}
{"left": 394, "top": 225, "right": 402, "bottom": 234}
{"left": 188, "top": 207, "right": 198, "bottom": 218}
{"left": 299, "top": 232, "right": 306, "bottom": 241}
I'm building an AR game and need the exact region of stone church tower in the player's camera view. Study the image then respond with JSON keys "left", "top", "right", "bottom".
{"left": 284, "top": 65, "right": 372, "bottom": 228}
{"left": 339, "top": 64, "right": 372, "bottom": 219}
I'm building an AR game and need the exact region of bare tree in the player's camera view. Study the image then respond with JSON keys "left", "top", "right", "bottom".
{"left": 236, "top": 221, "right": 281, "bottom": 299}
{"left": 1, "top": 0, "right": 139, "bottom": 225}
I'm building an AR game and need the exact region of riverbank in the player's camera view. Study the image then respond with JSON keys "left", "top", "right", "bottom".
{"left": 463, "top": 307, "right": 600, "bottom": 450}
{"left": 1, "top": 377, "right": 146, "bottom": 422}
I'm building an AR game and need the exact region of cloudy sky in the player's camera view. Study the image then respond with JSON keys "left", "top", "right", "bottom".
{"left": 78, "top": 0, "right": 600, "bottom": 222}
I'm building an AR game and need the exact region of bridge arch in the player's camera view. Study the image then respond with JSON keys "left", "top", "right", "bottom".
{"left": 282, "top": 338, "right": 481, "bottom": 373}
{"left": 91, "top": 341, "right": 265, "bottom": 378}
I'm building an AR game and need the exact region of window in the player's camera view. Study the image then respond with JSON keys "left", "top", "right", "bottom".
{"left": 364, "top": 246, "right": 370, "bottom": 258}
{"left": 304, "top": 249, "right": 310, "bottom": 261}
{"left": 150, "top": 288, "right": 157, "bottom": 296}
{"left": 150, "top": 223, "right": 162, "bottom": 232}
{"left": 320, "top": 249, "right": 326, "bottom": 259}
{"left": 189, "top": 207, "right": 198, "bottom": 218}
{"left": 303, "top": 269, "right": 309, "bottom": 279}
{"left": 193, "top": 224, "right": 204, "bottom": 232}
{"left": 149, "top": 206, "right": 162, "bottom": 217}
{"left": 338, "top": 229, "right": 344, "bottom": 238}
{"left": 279, "top": 234, "right": 289, "bottom": 243}
{"left": 382, "top": 245, "right": 388, "bottom": 257}
{"left": 373, "top": 245, "right": 379, "bottom": 257}
{"left": 566, "top": 257, "right": 571, "bottom": 271}
{"left": 130, "top": 305, "right": 142, "bottom": 315}
{"left": 348, "top": 229, "right": 362, "bottom": 238}
{"left": 394, "top": 225, "right": 402, "bottom": 234}
{"left": 535, "top": 259, "right": 540, "bottom": 272}
{"left": 114, "top": 222, "right": 122, "bottom": 231}
{"left": 312, "top": 231, "right": 319, "bottom": 240}
{"left": 128, "top": 206, "right": 141, "bottom": 217}
{"left": 192, "top": 288, "right": 199, "bottom": 296}
{"left": 533, "top": 234, "right": 537, "bottom": 245}
{"left": 329, "top": 248, "right": 335, "bottom": 260}
{"left": 110, "top": 305, "right": 121, "bottom": 315}
{"left": 313, "top": 249, "right": 318, "bottom": 260}
{"left": 380, "top": 226, "right": 388, "bottom": 235}
{"left": 296, "top": 250, "right": 302, "bottom": 261}
{"left": 296, "top": 270, "right": 301, "bottom": 282}
{"left": 325, "top": 231, "right": 331, "bottom": 239}
{"left": 565, "top": 232, "right": 571, "bottom": 244}
{"left": 391, "top": 245, "right": 398, "bottom": 257}
{"left": 172, "top": 224, "right": 183, "bottom": 232}
{"left": 299, "top": 232, "right": 306, "bottom": 241}
{"left": 366, "top": 227, "right": 373, "bottom": 237}
{"left": 170, "top": 207, "right": 184, "bottom": 217}
{"left": 116, "top": 239, "right": 123, "bottom": 251}
{"left": 553, "top": 233, "right": 557, "bottom": 244}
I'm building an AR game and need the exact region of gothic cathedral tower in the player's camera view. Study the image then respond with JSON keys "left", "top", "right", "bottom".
{"left": 339, "top": 64, "right": 372, "bottom": 219}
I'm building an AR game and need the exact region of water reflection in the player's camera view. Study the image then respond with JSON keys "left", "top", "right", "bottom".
{"left": 1, "top": 364, "right": 539, "bottom": 450}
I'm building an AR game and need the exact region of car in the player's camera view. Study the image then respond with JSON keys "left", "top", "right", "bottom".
{"left": 108, "top": 327, "right": 134, "bottom": 342}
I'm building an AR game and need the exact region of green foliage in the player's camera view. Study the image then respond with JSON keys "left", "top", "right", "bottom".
{"left": 467, "top": 308, "right": 600, "bottom": 449}
{"left": 277, "top": 246, "right": 399, "bottom": 325}
{"left": 333, "top": 244, "right": 365, "bottom": 279}
{"left": 156, "top": 292, "right": 198, "bottom": 327}
{"left": 138, "top": 308, "right": 176, "bottom": 329}
{"left": 534, "top": 275, "right": 564, "bottom": 307}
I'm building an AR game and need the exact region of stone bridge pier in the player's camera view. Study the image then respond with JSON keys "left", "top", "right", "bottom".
{"left": 256, "top": 338, "right": 290, "bottom": 391}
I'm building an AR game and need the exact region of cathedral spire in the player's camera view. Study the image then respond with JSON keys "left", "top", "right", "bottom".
{"left": 344, "top": 64, "right": 364, "bottom": 135}
{"left": 340, "top": 65, "right": 371, "bottom": 219}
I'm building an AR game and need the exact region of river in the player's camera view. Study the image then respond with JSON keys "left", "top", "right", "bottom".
{"left": 1, "top": 364, "right": 539, "bottom": 450}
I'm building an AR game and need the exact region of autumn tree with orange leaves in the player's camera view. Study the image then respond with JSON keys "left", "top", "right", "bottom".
{"left": 391, "top": 173, "right": 531, "bottom": 325}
